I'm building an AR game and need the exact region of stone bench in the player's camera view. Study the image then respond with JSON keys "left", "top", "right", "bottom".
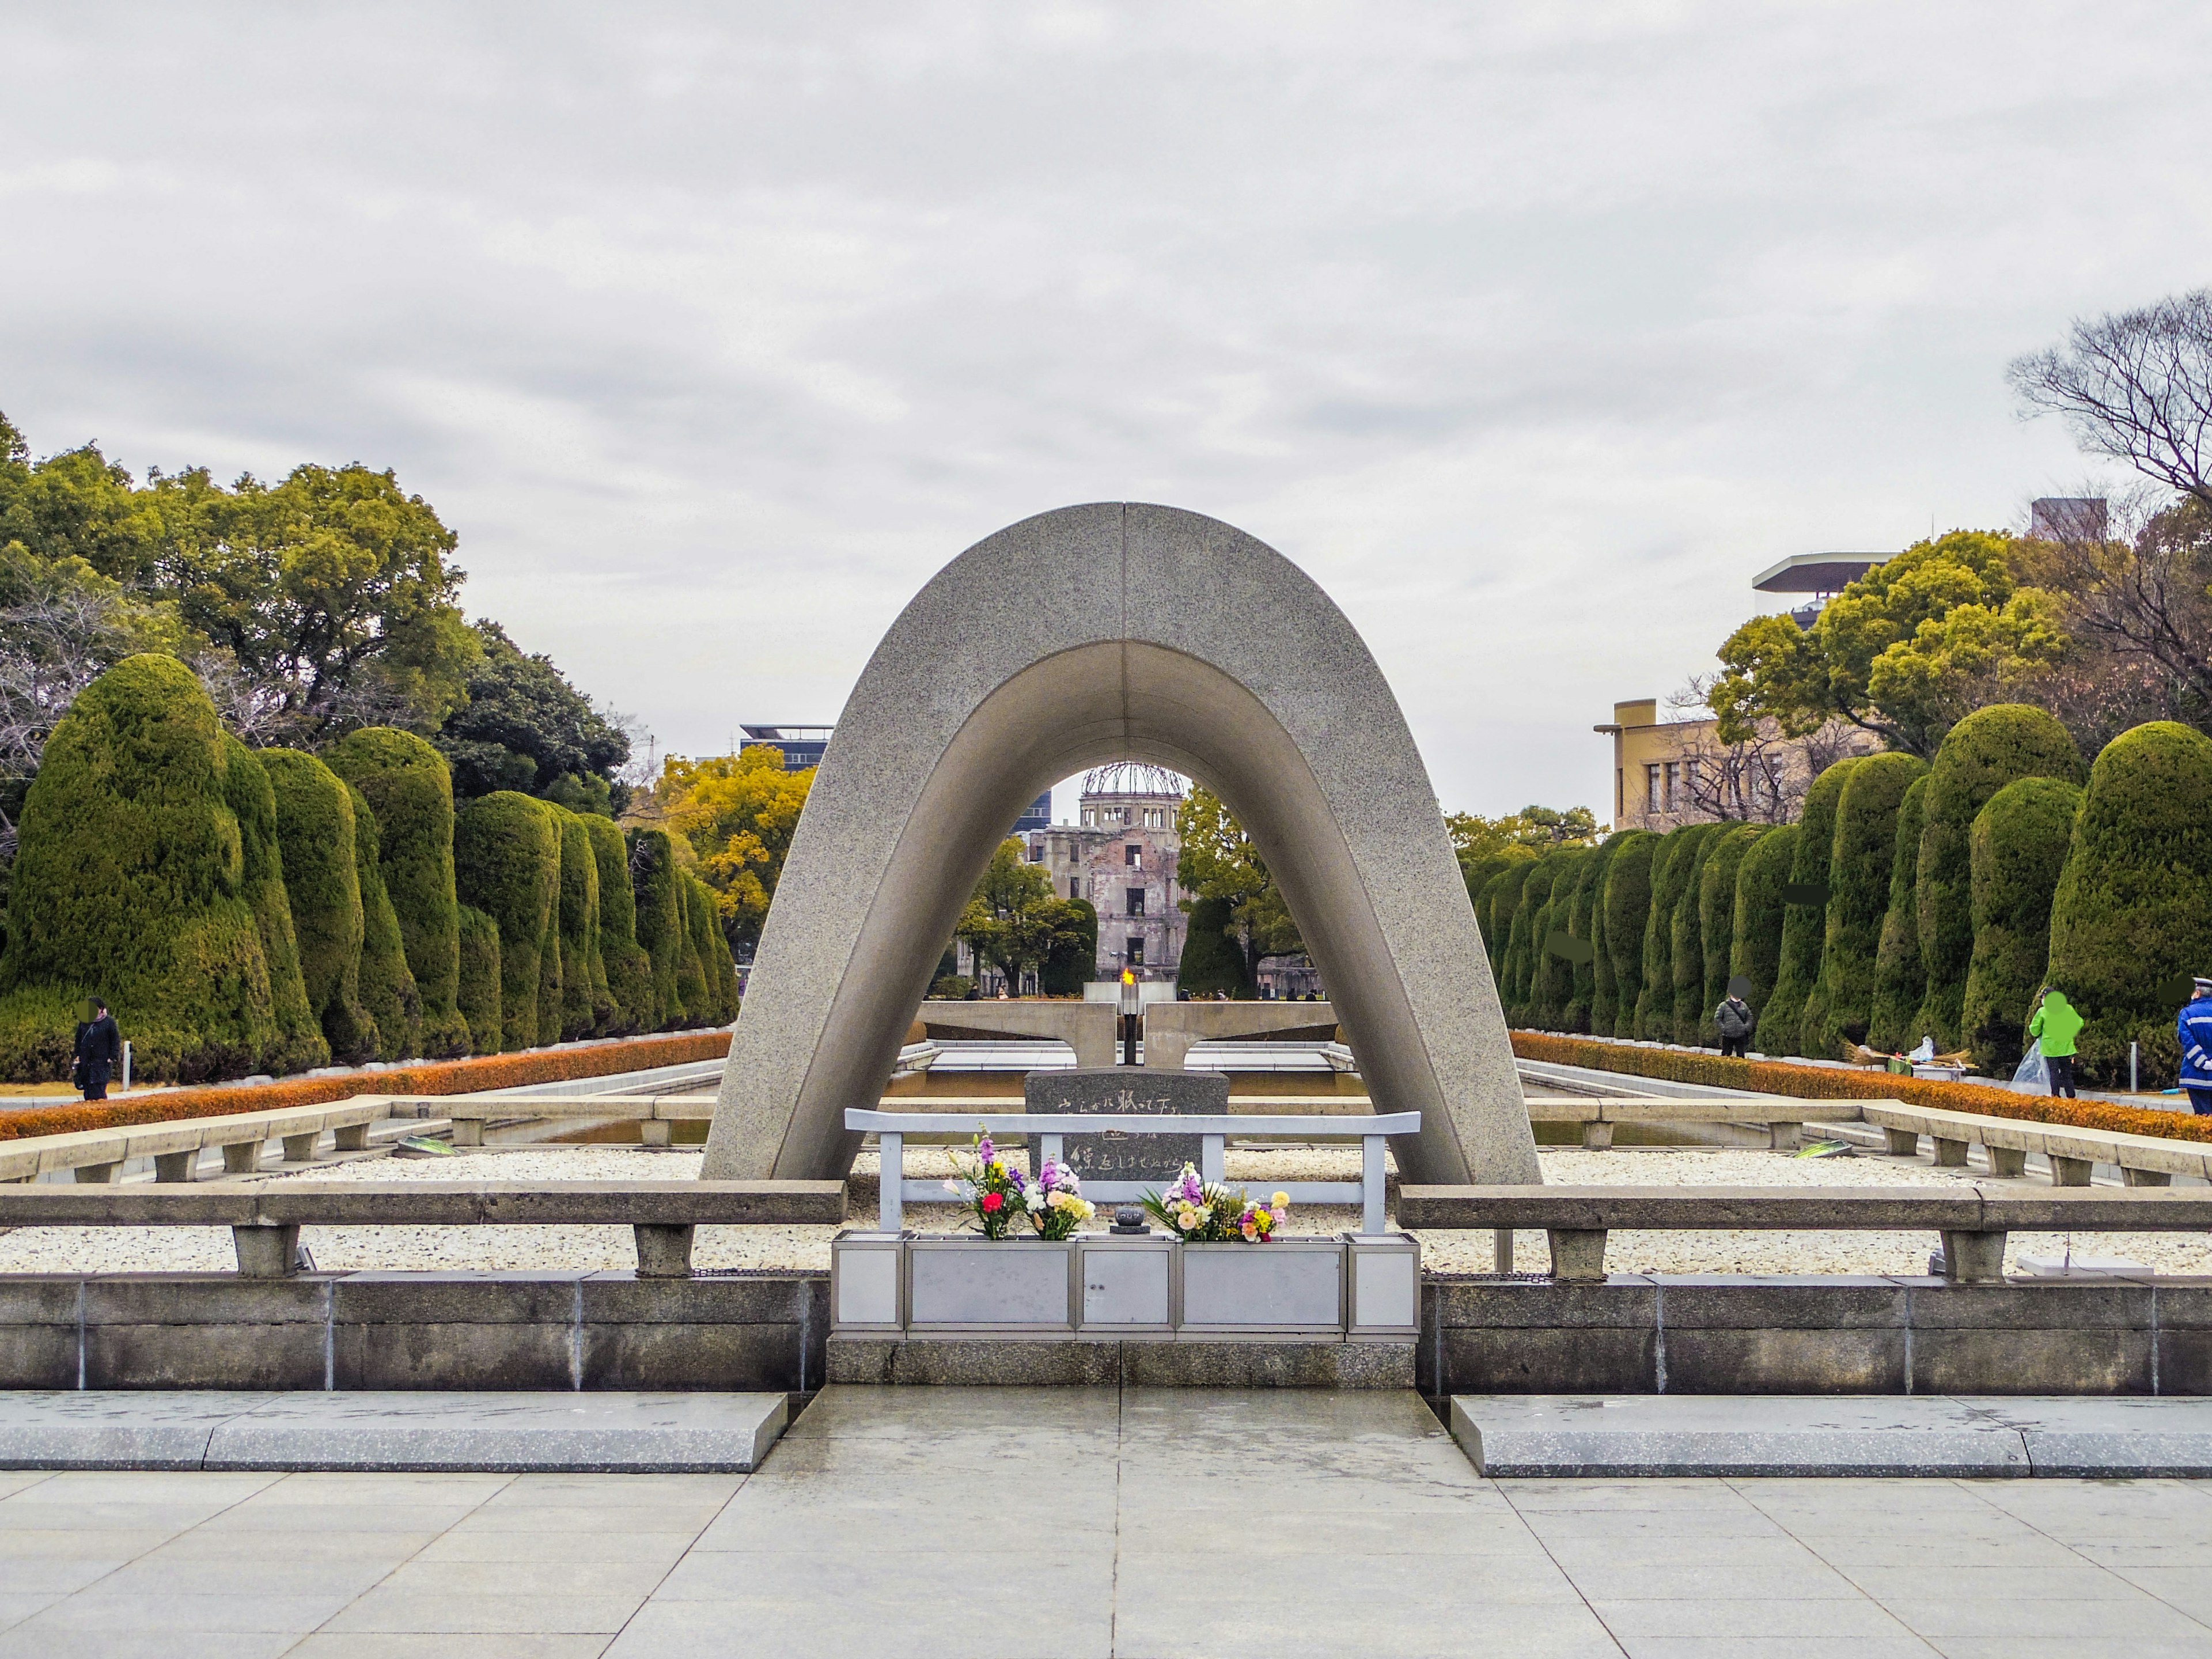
{"left": 1396, "top": 1184, "right": 2212, "bottom": 1285}
{"left": 1525, "top": 1096, "right": 1866, "bottom": 1149}
{"left": 1858, "top": 1101, "right": 2212, "bottom": 1187}
{"left": 0, "top": 1179, "right": 846, "bottom": 1277}
{"left": 4, "top": 1099, "right": 427, "bottom": 1186}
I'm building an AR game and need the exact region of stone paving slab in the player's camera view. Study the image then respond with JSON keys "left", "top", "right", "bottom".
{"left": 1452, "top": 1393, "right": 2212, "bottom": 1478}
{"left": 0, "top": 1393, "right": 787, "bottom": 1474}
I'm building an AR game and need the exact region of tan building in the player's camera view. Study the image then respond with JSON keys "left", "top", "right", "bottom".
{"left": 1596, "top": 698, "right": 1878, "bottom": 830}
{"left": 1025, "top": 785, "right": 1190, "bottom": 983}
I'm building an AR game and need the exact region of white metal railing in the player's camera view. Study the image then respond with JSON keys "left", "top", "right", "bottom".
{"left": 843, "top": 1109, "right": 1421, "bottom": 1236}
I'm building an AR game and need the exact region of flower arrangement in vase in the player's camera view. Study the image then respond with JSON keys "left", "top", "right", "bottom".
{"left": 944, "top": 1128, "right": 1025, "bottom": 1240}
{"left": 1141, "top": 1163, "right": 1290, "bottom": 1243}
{"left": 1021, "top": 1157, "right": 1095, "bottom": 1241}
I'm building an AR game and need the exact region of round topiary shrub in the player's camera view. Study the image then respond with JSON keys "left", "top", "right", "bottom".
{"left": 455, "top": 904, "right": 502, "bottom": 1056}
{"left": 584, "top": 814, "right": 654, "bottom": 1033}
{"left": 1601, "top": 831, "right": 1658, "bottom": 1037}
{"left": 1698, "top": 824, "right": 1765, "bottom": 1044}
{"left": 1866, "top": 772, "right": 1930, "bottom": 1054}
{"left": 1729, "top": 822, "right": 1798, "bottom": 1037}
{"left": 1914, "top": 704, "right": 2085, "bottom": 1048}
{"left": 324, "top": 727, "right": 468, "bottom": 1058}
{"left": 346, "top": 782, "right": 422, "bottom": 1060}
{"left": 1638, "top": 824, "right": 1717, "bottom": 1040}
{"left": 0, "top": 655, "right": 291, "bottom": 1084}
{"left": 223, "top": 734, "right": 329, "bottom": 1077}
{"left": 1963, "top": 775, "right": 2083, "bottom": 1073}
{"left": 1808, "top": 751, "right": 1927, "bottom": 1056}
{"left": 553, "top": 808, "right": 614, "bottom": 1040}
{"left": 1759, "top": 757, "right": 1859, "bottom": 1056}
{"left": 260, "top": 748, "right": 377, "bottom": 1063}
{"left": 455, "top": 791, "right": 560, "bottom": 1051}
{"left": 2046, "top": 721, "right": 2212, "bottom": 1088}
{"left": 628, "top": 827, "right": 688, "bottom": 1028}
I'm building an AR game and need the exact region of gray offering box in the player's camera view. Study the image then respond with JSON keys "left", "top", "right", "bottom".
{"left": 1024, "top": 1067, "right": 1228, "bottom": 1189}
{"left": 1343, "top": 1233, "right": 1422, "bottom": 1337}
{"left": 1075, "top": 1233, "right": 1174, "bottom": 1331}
{"left": 1178, "top": 1237, "right": 1346, "bottom": 1333}
{"left": 831, "top": 1230, "right": 910, "bottom": 1331}
{"left": 908, "top": 1237, "right": 1077, "bottom": 1332}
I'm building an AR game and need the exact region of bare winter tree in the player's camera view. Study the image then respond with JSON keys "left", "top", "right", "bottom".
{"left": 1664, "top": 676, "right": 1865, "bottom": 824}
{"left": 2009, "top": 288, "right": 2212, "bottom": 505}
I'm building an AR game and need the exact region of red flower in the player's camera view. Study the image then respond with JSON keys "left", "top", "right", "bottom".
{"left": 982, "top": 1192, "right": 1004, "bottom": 1212}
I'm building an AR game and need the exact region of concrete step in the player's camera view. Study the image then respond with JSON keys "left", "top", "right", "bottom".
{"left": 0, "top": 1390, "right": 787, "bottom": 1472}
{"left": 1450, "top": 1393, "right": 2212, "bottom": 1478}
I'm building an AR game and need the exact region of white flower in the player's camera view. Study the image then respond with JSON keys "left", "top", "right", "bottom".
{"left": 1024, "top": 1184, "right": 1046, "bottom": 1212}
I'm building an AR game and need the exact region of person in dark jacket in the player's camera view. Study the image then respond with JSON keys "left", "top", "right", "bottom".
{"left": 1715, "top": 990, "right": 1755, "bottom": 1059}
{"left": 2179, "top": 975, "right": 2212, "bottom": 1116}
{"left": 72, "top": 999, "right": 122, "bottom": 1101}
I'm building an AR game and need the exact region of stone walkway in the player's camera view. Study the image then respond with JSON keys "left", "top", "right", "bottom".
{"left": 0, "top": 1388, "right": 2207, "bottom": 1656}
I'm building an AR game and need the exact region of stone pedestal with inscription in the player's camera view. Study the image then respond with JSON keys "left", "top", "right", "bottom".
{"left": 1024, "top": 1067, "right": 1227, "bottom": 1189}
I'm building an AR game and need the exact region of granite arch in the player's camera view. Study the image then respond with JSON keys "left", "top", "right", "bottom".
{"left": 700, "top": 503, "right": 1537, "bottom": 1187}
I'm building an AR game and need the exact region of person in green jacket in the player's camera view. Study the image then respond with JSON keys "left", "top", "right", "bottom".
{"left": 2028, "top": 987, "right": 2084, "bottom": 1099}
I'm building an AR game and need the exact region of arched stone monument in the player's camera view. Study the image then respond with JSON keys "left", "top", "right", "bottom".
{"left": 701, "top": 503, "right": 1538, "bottom": 1187}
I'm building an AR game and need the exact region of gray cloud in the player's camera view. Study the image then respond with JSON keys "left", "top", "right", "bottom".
{"left": 3, "top": 1, "right": 2207, "bottom": 820}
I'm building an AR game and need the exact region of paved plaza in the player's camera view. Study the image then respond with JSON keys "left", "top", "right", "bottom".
{"left": 0, "top": 1387, "right": 2205, "bottom": 1656}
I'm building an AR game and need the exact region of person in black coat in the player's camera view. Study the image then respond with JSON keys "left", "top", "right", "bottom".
{"left": 72, "top": 999, "right": 122, "bottom": 1100}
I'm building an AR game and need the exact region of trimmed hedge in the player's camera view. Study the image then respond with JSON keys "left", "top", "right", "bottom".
{"left": 585, "top": 814, "right": 654, "bottom": 1033}
{"left": 1728, "top": 822, "right": 1797, "bottom": 1032}
{"left": 686, "top": 872, "right": 740, "bottom": 1024}
{"left": 1502, "top": 855, "right": 1566, "bottom": 1023}
{"left": 1963, "top": 776, "right": 2082, "bottom": 1074}
{"left": 1463, "top": 849, "right": 1533, "bottom": 955}
{"left": 628, "top": 828, "right": 687, "bottom": 1027}
{"left": 455, "top": 904, "right": 502, "bottom": 1056}
{"left": 346, "top": 782, "right": 422, "bottom": 1061}
{"left": 1637, "top": 824, "right": 1716, "bottom": 1040}
{"left": 222, "top": 734, "right": 328, "bottom": 1076}
{"left": 1698, "top": 824, "right": 1764, "bottom": 1043}
{"left": 554, "top": 808, "right": 613, "bottom": 1041}
{"left": 1483, "top": 861, "right": 1539, "bottom": 984}
{"left": 1562, "top": 839, "right": 1620, "bottom": 1034}
{"left": 2047, "top": 721, "right": 2212, "bottom": 1088}
{"left": 1665, "top": 825, "right": 1722, "bottom": 1044}
{"left": 1914, "top": 704, "right": 2085, "bottom": 1049}
{"left": 1508, "top": 1030, "right": 2212, "bottom": 1143}
{"left": 672, "top": 873, "right": 713, "bottom": 1027}
{"left": 260, "top": 749, "right": 375, "bottom": 1064}
{"left": 1866, "top": 773, "right": 1930, "bottom": 1054}
{"left": 0, "top": 1028, "right": 734, "bottom": 1141}
{"left": 1758, "top": 758, "right": 1859, "bottom": 1055}
{"left": 324, "top": 727, "right": 468, "bottom": 1059}
{"left": 1527, "top": 849, "right": 1589, "bottom": 1030}
{"left": 1601, "top": 832, "right": 1658, "bottom": 1038}
{"left": 1808, "top": 752, "right": 1927, "bottom": 1056}
{"left": 0, "top": 656, "right": 285, "bottom": 1084}
{"left": 454, "top": 791, "right": 561, "bottom": 1052}
{"left": 1177, "top": 895, "right": 1251, "bottom": 997}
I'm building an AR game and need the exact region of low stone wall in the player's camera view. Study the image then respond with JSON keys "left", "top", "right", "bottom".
{"left": 5, "top": 1270, "right": 2203, "bottom": 1395}
{"left": 0, "top": 1272, "right": 827, "bottom": 1393}
{"left": 1418, "top": 1275, "right": 2212, "bottom": 1398}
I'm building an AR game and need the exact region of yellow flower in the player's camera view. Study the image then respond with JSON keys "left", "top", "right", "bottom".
{"left": 1272, "top": 1191, "right": 1290, "bottom": 1208}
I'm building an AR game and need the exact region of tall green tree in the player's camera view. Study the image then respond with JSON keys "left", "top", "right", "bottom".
{"left": 1697, "top": 825, "right": 1764, "bottom": 1044}
{"left": 435, "top": 621, "right": 630, "bottom": 809}
{"left": 1806, "top": 752, "right": 1927, "bottom": 1055}
{"left": 1601, "top": 832, "right": 1658, "bottom": 1038}
{"left": 1175, "top": 786, "right": 1303, "bottom": 983}
{"left": 1729, "top": 823, "right": 1799, "bottom": 1037}
{"left": 1866, "top": 774, "right": 1931, "bottom": 1054}
{"left": 1758, "top": 759, "right": 1860, "bottom": 1055}
{"left": 1963, "top": 777, "right": 2083, "bottom": 1073}
{"left": 956, "top": 838, "right": 1092, "bottom": 990}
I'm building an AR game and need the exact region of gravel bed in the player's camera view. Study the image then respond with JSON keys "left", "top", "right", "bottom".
{"left": 0, "top": 1143, "right": 2201, "bottom": 1278}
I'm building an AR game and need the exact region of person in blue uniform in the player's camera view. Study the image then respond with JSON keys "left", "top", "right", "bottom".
{"left": 2180, "top": 975, "right": 2212, "bottom": 1116}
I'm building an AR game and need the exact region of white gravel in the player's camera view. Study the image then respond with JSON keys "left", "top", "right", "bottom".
{"left": 0, "top": 1142, "right": 2202, "bottom": 1277}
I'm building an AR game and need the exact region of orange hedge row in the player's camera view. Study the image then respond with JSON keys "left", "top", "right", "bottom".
{"left": 0, "top": 1031, "right": 734, "bottom": 1142}
{"left": 1510, "top": 1031, "right": 2212, "bottom": 1146}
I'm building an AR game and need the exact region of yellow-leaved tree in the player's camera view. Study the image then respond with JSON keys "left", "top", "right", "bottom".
{"left": 656, "top": 745, "right": 815, "bottom": 949}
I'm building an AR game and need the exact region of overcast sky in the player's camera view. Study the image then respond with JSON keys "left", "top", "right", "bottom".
{"left": 5, "top": 2, "right": 2208, "bottom": 822}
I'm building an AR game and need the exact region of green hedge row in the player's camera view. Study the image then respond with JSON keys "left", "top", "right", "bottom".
{"left": 0, "top": 655, "right": 741, "bottom": 1084}
{"left": 1514, "top": 704, "right": 2212, "bottom": 1089}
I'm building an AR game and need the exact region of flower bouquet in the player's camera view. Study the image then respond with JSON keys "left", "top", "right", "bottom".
{"left": 944, "top": 1127, "right": 1025, "bottom": 1240}
{"left": 1021, "top": 1157, "right": 1096, "bottom": 1241}
{"left": 1141, "top": 1163, "right": 1290, "bottom": 1243}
